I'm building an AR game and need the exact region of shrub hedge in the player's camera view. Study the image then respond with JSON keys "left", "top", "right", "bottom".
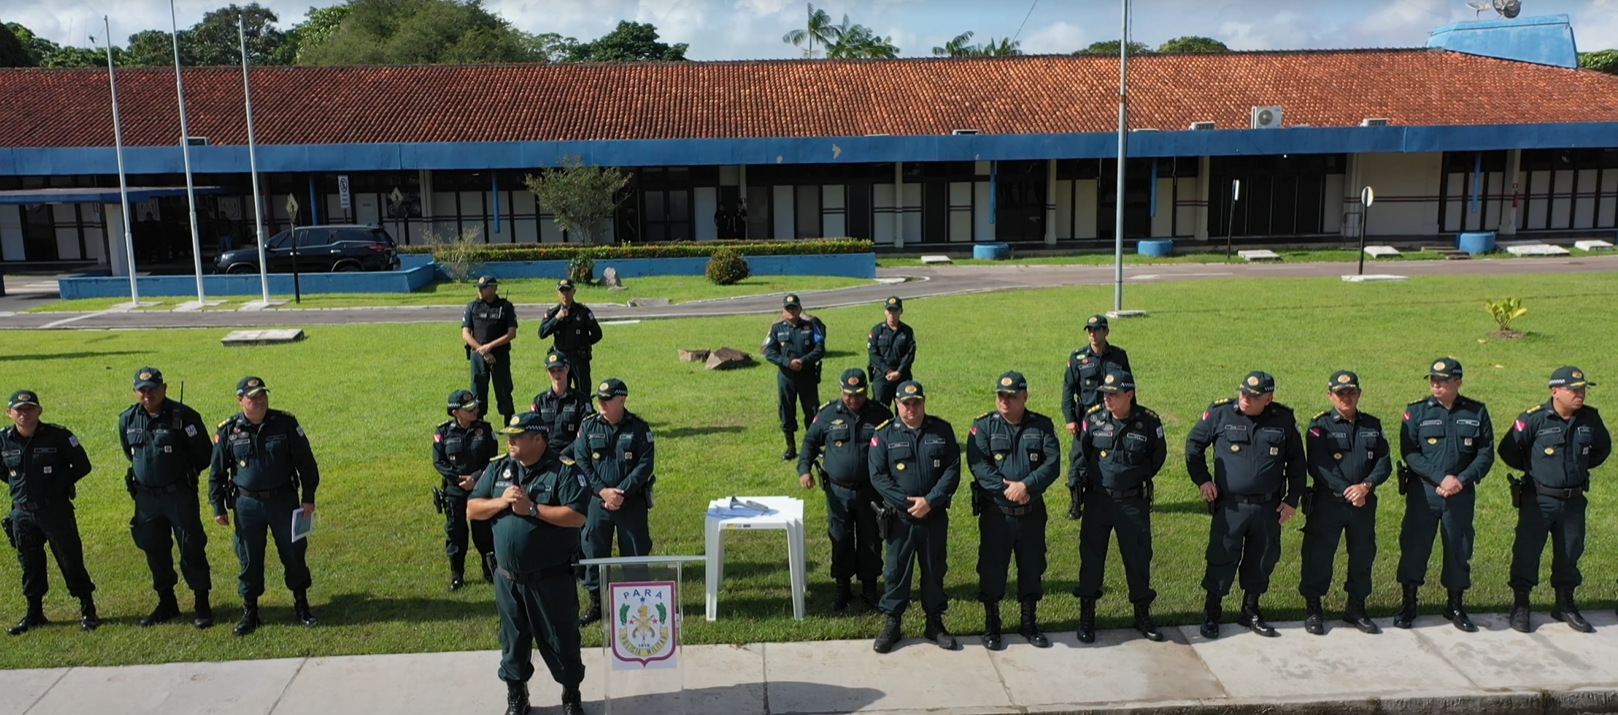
{"left": 399, "top": 238, "right": 872, "bottom": 263}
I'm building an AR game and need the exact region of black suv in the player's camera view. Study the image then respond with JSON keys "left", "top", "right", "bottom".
{"left": 215, "top": 224, "right": 400, "bottom": 274}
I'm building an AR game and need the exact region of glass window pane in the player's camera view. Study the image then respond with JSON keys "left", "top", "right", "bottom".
{"left": 645, "top": 191, "right": 665, "bottom": 222}
{"left": 668, "top": 191, "right": 689, "bottom": 221}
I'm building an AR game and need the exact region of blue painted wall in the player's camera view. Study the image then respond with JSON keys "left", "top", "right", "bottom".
{"left": 59, "top": 264, "right": 437, "bottom": 299}
{"left": 459, "top": 253, "right": 876, "bottom": 281}
{"left": 5, "top": 122, "right": 1618, "bottom": 177}
{"left": 1428, "top": 15, "right": 1579, "bottom": 69}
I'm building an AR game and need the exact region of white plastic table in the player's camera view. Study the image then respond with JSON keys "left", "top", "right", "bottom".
{"left": 704, "top": 496, "right": 806, "bottom": 621}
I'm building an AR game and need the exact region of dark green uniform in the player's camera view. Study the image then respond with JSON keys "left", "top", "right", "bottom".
{"left": 1074, "top": 403, "right": 1167, "bottom": 604}
{"left": 433, "top": 418, "right": 497, "bottom": 577}
{"left": 539, "top": 302, "right": 602, "bottom": 395}
{"left": 968, "top": 409, "right": 1060, "bottom": 604}
{"left": 868, "top": 415, "right": 960, "bottom": 617}
{"left": 209, "top": 409, "right": 320, "bottom": 600}
{"left": 799, "top": 398, "right": 891, "bottom": 589}
{"left": 1300, "top": 409, "right": 1391, "bottom": 600}
{"left": 1397, "top": 395, "right": 1493, "bottom": 591}
{"left": 2, "top": 422, "right": 95, "bottom": 601}
{"left": 867, "top": 321, "right": 916, "bottom": 408}
{"left": 573, "top": 411, "right": 655, "bottom": 592}
{"left": 473, "top": 453, "right": 590, "bottom": 690}
{"left": 463, "top": 295, "right": 519, "bottom": 422}
{"left": 120, "top": 399, "right": 213, "bottom": 596}
{"left": 1186, "top": 398, "right": 1306, "bottom": 597}
{"left": 763, "top": 316, "right": 825, "bottom": 435}
{"left": 530, "top": 387, "right": 595, "bottom": 461}
{"left": 1500, "top": 401, "right": 1611, "bottom": 592}
{"left": 1062, "top": 344, "right": 1131, "bottom": 497}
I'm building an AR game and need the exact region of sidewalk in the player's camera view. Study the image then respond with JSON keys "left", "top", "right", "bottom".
{"left": 6, "top": 609, "right": 1618, "bottom": 715}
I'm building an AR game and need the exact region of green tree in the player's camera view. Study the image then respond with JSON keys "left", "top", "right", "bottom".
{"left": 1157, "top": 35, "right": 1228, "bottom": 53}
{"left": 287, "top": 5, "right": 350, "bottom": 63}
{"left": 0, "top": 22, "right": 30, "bottom": 66}
{"left": 524, "top": 157, "right": 630, "bottom": 246}
{"left": 932, "top": 31, "right": 975, "bottom": 57}
{"left": 122, "top": 30, "right": 178, "bottom": 66}
{"left": 1580, "top": 50, "right": 1618, "bottom": 75}
{"left": 824, "top": 18, "right": 897, "bottom": 59}
{"left": 566, "top": 21, "right": 686, "bottom": 62}
{"left": 1075, "top": 40, "right": 1150, "bottom": 56}
{"left": 978, "top": 37, "right": 1020, "bottom": 57}
{"left": 42, "top": 45, "right": 118, "bottom": 68}
{"left": 186, "top": 4, "right": 291, "bottom": 65}
{"left": 298, "top": 0, "right": 536, "bottom": 65}
{"left": 783, "top": 3, "right": 839, "bottom": 58}
{"left": 4, "top": 22, "right": 62, "bottom": 66}
{"left": 527, "top": 31, "right": 580, "bottom": 63}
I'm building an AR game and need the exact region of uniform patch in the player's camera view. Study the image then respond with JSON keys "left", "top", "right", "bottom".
{"left": 434, "top": 433, "right": 443, "bottom": 443}
{"left": 577, "top": 472, "right": 588, "bottom": 487}
{"left": 896, "top": 462, "right": 906, "bottom": 471}
{"left": 1514, "top": 420, "right": 1526, "bottom": 432}
{"left": 185, "top": 425, "right": 198, "bottom": 437}
{"left": 1155, "top": 426, "right": 1164, "bottom": 438}
{"left": 645, "top": 433, "right": 653, "bottom": 443}
{"left": 1308, "top": 428, "right": 1321, "bottom": 437}
{"left": 68, "top": 436, "right": 79, "bottom": 447}
{"left": 1269, "top": 447, "right": 1279, "bottom": 456}
{"left": 295, "top": 426, "right": 305, "bottom": 437}
{"left": 871, "top": 436, "right": 880, "bottom": 447}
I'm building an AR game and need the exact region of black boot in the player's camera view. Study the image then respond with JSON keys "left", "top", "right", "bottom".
{"left": 923, "top": 612, "right": 957, "bottom": 650}
{"left": 561, "top": 685, "right": 584, "bottom": 715}
{"left": 1076, "top": 597, "right": 1097, "bottom": 644}
{"left": 1551, "top": 588, "right": 1593, "bottom": 633}
{"left": 450, "top": 553, "right": 466, "bottom": 592}
{"left": 980, "top": 601, "right": 1003, "bottom": 651}
{"left": 503, "top": 681, "right": 529, "bottom": 715}
{"left": 1199, "top": 592, "right": 1222, "bottom": 640}
{"left": 79, "top": 596, "right": 100, "bottom": 632}
{"left": 7, "top": 598, "right": 46, "bottom": 636}
{"left": 832, "top": 580, "right": 853, "bottom": 614}
{"left": 1443, "top": 589, "right": 1476, "bottom": 633}
{"left": 193, "top": 591, "right": 215, "bottom": 630}
{"left": 1019, "top": 600, "right": 1051, "bottom": 648}
{"left": 1393, "top": 584, "right": 1418, "bottom": 629}
{"left": 1509, "top": 588, "right": 1532, "bottom": 633}
{"left": 1344, "top": 596, "right": 1379, "bottom": 634}
{"left": 579, "top": 590, "right": 602, "bottom": 628}
{"left": 482, "top": 553, "right": 497, "bottom": 584}
{"left": 861, "top": 580, "right": 881, "bottom": 610}
{"left": 1133, "top": 602, "right": 1164, "bottom": 642}
{"left": 234, "top": 600, "right": 262, "bottom": 637}
{"left": 1237, "top": 592, "right": 1276, "bottom": 637}
{"left": 1066, "top": 485, "right": 1081, "bottom": 521}
{"left": 293, "top": 592, "right": 317, "bottom": 627}
{"left": 140, "top": 590, "right": 181, "bottom": 627}
{"left": 1304, "top": 597, "right": 1325, "bottom": 635}
{"left": 873, "top": 614, "right": 902, "bottom": 653}
{"left": 782, "top": 431, "right": 797, "bottom": 462}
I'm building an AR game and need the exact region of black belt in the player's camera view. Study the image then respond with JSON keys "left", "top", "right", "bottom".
{"left": 995, "top": 502, "right": 1039, "bottom": 516}
{"left": 12, "top": 501, "right": 53, "bottom": 512}
{"left": 1224, "top": 492, "right": 1280, "bottom": 505}
{"left": 1532, "top": 481, "right": 1585, "bottom": 500}
{"left": 825, "top": 476, "right": 870, "bottom": 490}
{"left": 496, "top": 565, "right": 575, "bottom": 585}
{"left": 136, "top": 482, "right": 186, "bottom": 496}
{"left": 1100, "top": 487, "right": 1145, "bottom": 500}
{"left": 1312, "top": 488, "right": 1348, "bottom": 503}
{"left": 238, "top": 484, "right": 296, "bottom": 501}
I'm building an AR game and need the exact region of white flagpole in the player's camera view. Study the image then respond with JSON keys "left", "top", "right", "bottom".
{"left": 169, "top": 0, "right": 207, "bottom": 304}
{"left": 239, "top": 16, "right": 270, "bottom": 304}
{"left": 102, "top": 17, "right": 140, "bottom": 306}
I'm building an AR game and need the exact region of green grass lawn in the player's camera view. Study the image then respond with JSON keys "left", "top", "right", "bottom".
{"left": 878, "top": 247, "right": 1606, "bottom": 267}
{"left": 0, "top": 271, "right": 1614, "bottom": 668}
{"left": 25, "top": 275, "right": 876, "bottom": 314}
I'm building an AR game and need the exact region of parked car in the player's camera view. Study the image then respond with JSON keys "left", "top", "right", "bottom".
{"left": 215, "top": 224, "right": 400, "bottom": 274}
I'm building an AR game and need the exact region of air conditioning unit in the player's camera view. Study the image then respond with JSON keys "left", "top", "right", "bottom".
{"left": 1360, "top": 118, "right": 1391, "bottom": 127}
{"left": 1250, "top": 106, "right": 1283, "bottom": 129}
{"left": 185, "top": 136, "right": 210, "bottom": 146}
{"left": 1189, "top": 121, "right": 1216, "bottom": 131}
{"left": 950, "top": 129, "right": 980, "bottom": 135}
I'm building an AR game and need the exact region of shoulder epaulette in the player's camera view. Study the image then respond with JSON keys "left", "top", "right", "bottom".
{"left": 437, "top": 419, "right": 454, "bottom": 429}
{"left": 1211, "top": 398, "right": 1233, "bottom": 407}
{"left": 976, "top": 411, "right": 994, "bottom": 421}
{"left": 875, "top": 419, "right": 892, "bottom": 431}
{"left": 1313, "top": 411, "right": 1328, "bottom": 421}
{"left": 1408, "top": 398, "right": 1427, "bottom": 406}
{"left": 1525, "top": 404, "right": 1544, "bottom": 414}
{"left": 1139, "top": 407, "right": 1158, "bottom": 419}
{"left": 1270, "top": 401, "right": 1293, "bottom": 413}
{"left": 489, "top": 454, "right": 506, "bottom": 463}
{"left": 559, "top": 456, "right": 576, "bottom": 467}
{"left": 819, "top": 401, "right": 834, "bottom": 412}
{"left": 1086, "top": 404, "right": 1104, "bottom": 415}
{"left": 217, "top": 418, "right": 232, "bottom": 429}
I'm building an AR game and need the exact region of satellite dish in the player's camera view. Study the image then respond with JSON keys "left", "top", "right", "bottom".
{"left": 1466, "top": 0, "right": 1522, "bottom": 18}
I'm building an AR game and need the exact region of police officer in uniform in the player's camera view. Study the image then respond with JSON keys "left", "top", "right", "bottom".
{"left": 1186, "top": 371, "right": 1305, "bottom": 639}
{"left": 1299, "top": 371, "right": 1391, "bottom": 635}
{"left": 530, "top": 350, "right": 595, "bottom": 461}
{"left": 798, "top": 369, "right": 891, "bottom": 613}
{"left": 462, "top": 275, "right": 519, "bottom": 426}
{"left": 119, "top": 367, "right": 215, "bottom": 628}
{"left": 1500, "top": 366, "right": 1611, "bottom": 633}
{"left": 968, "top": 371, "right": 1060, "bottom": 650}
{"left": 1073, "top": 370, "right": 1168, "bottom": 643}
{"left": 869, "top": 380, "right": 961, "bottom": 653}
{"left": 764, "top": 294, "right": 825, "bottom": 461}
{"left": 539, "top": 279, "right": 603, "bottom": 395}
{"left": 1395, "top": 358, "right": 1493, "bottom": 633}
{"left": 867, "top": 296, "right": 916, "bottom": 408}
{"left": 209, "top": 376, "right": 321, "bottom": 636}
{"left": 468, "top": 413, "right": 589, "bottom": 715}
{"left": 573, "top": 379, "right": 655, "bottom": 628}
{"left": 433, "top": 389, "right": 497, "bottom": 590}
{"left": 3, "top": 390, "right": 99, "bottom": 634}
{"left": 1062, "top": 315, "right": 1132, "bottom": 521}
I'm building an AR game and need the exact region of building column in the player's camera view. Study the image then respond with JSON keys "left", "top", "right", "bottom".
{"left": 105, "top": 203, "right": 130, "bottom": 277}
{"left": 893, "top": 162, "right": 904, "bottom": 250}
{"left": 1045, "top": 159, "right": 1058, "bottom": 246}
{"left": 1195, "top": 157, "right": 1211, "bottom": 240}
{"left": 1342, "top": 155, "right": 1361, "bottom": 239}
{"left": 1500, "top": 149, "right": 1521, "bottom": 236}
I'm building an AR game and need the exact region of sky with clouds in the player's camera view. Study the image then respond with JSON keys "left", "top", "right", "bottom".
{"left": 9, "top": 0, "right": 1617, "bottom": 58}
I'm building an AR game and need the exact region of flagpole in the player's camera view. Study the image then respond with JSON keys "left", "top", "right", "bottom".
{"left": 102, "top": 17, "right": 140, "bottom": 306}
{"left": 169, "top": 0, "right": 207, "bottom": 304}
{"left": 239, "top": 16, "right": 270, "bottom": 304}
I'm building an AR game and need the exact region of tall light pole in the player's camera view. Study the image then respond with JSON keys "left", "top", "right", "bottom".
{"left": 1112, "top": 0, "right": 1129, "bottom": 313}
{"left": 240, "top": 16, "right": 271, "bottom": 304}
{"left": 169, "top": 0, "right": 207, "bottom": 305}
{"left": 101, "top": 16, "right": 140, "bottom": 307}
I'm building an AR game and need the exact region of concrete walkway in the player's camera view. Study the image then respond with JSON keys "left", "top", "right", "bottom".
{"left": 6, "top": 610, "right": 1618, "bottom": 714}
{"left": 3, "top": 255, "right": 1616, "bottom": 330}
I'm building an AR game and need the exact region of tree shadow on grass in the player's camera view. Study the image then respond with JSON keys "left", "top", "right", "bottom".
{"left": 0, "top": 350, "right": 148, "bottom": 362}
{"left": 652, "top": 424, "right": 748, "bottom": 439}
{"left": 311, "top": 592, "right": 492, "bottom": 626}
{"left": 1151, "top": 499, "right": 1216, "bottom": 515}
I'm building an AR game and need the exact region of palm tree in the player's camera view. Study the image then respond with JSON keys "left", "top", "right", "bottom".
{"left": 978, "top": 37, "right": 1021, "bottom": 56}
{"left": 826, "top": 23, "right": 898, "bottom": 59}
{"left": 782, "top": 3, "right": 839, "bottom": 59}
{"left": 933, "top": 31, "right": 975, "bottom": 57}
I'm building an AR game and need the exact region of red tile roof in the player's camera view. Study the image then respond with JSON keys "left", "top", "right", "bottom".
{"left": 2, "top": 50, "right": 1616, "bottom": 148}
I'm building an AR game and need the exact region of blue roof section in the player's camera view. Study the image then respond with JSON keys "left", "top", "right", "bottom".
{"left": 1428, "top": 14, "right": 1579, "bottom": 68}
{"left": 0, "top": 186, "right": 230, "bottom": 204}
{"left": 1, "top": 122, "right": 1615, "bottom": 177}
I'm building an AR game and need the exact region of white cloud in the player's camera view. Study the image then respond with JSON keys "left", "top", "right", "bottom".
{"left": 1021, "top": 21, "right": 1087, "bottom": 55}
{"left": 1575, "top": 0, "right": 1618, "bottom": 50}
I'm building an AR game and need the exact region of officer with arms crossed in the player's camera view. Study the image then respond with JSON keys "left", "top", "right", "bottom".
{"left": 798, "top": 369, "right": 891, "bottom": 613}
